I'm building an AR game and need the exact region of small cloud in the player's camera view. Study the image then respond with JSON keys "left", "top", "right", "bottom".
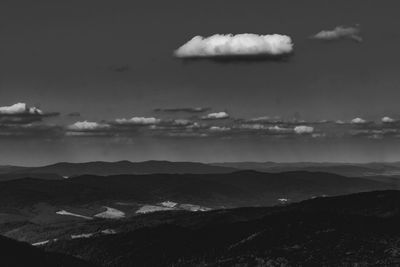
{"left": 246, "top": 116, "right": 273, "bottom": 123}
{"left": 68, "top": 121, "right": 110, "bottom": 131}
{"left": 0, "top": 103, "right": 42, "bottom": 115}
{"left": 382, "top": 116, "right": 395, "bottom": 123}
{"left": 351, "top": 117, "right": 367, "bottom": 124}
{"left": 174, "top": 33, "right": 294, "bottom": 61}
{"left": 202, "top": 112, "right": 230, "bottom": 120}
{"left": 209, "top": 126, "right": 231, "bottom": 132}
{"left": 312, "top": 133, "right": 326, "bottom": 138}
{"left": 238, "top": 124, "right": 268, "bottom": 130}
{"left": 294, "top": 125, "right": 314, "bottom": 134}
{"left": 154, "top": 107, "right": 210, "bottom": 113}
{"left": 311, "top": 25, "right": 362, "bottom": 43}
{"left": 172, "top": 119, "right": 193, "bottom": 126}
{"left": 115, "top": 117, "right": 161, "bottom": 125}
{"left": 0, "top": 103, "right": 59, "bottom": 124}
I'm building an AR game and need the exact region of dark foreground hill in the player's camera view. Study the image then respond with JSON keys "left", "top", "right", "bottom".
{"left": 44, "top": 190, "right": 400, "bottom": 267}
{"left": 0, "top": 235, "right": 95, "bottom": 267}
{"left": 0, "top": 171, "right": 392, "bottom": 209}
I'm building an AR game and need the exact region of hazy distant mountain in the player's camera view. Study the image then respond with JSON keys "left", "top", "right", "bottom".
{"left": 0, "top": 235, "right": 94, "bottom": 267}
{"left": 43, "top": 190, "right": 400, "bottom": 267}
{"left": 213, "top": 162, "right": 400, "bottom": 177}
{"left": 4, "top": 160, "right": 400, "bottom": 181}
{"left": 3, "top": 161, "right": 237, "bottom": 178}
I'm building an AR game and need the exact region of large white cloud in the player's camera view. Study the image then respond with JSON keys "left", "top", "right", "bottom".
{"left": 202, "top": 112, "right": 230, "bottom": 120}
{"left": 0, "top": 103, "right": 43, "bottom": 115}
{"left": 311, "top": 26, "right": 362, "bottom": 42}
{"left": 115, "top": 117, "right": 160, "bottom": 125}
{"left": 174, "top": 33, "right": 294, "bottom": 58}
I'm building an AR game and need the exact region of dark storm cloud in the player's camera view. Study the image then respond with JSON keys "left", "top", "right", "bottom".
{"left": 154, "top": 107, "right": 211, "bottom": 113}
{"left": 174, "top": 34, "right": 294, "bottom": 61}
{"left": 311, "top": 26, "right": 362, "bottom": 42}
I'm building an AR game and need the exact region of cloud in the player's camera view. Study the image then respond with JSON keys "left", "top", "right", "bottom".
{"left": 382, "top": 116, "right": 395, "bottom": 123}
{"left": 154, "top": 107, "right": 211, "bottom": 113}
{"left": 294, "top": 125, "right": 314, "bottom": 134}
{"left": 174, "top": 33, "right": 294, "bottom": 60}
{"left": 115, "top": 117, "right": 161, "bottom": 125}
{"left": 172, "top": 119, "right": 193, "bottom": 126}
{"left": 68, "top": 121, "right": 111, "bottom": 131}
{"left": 66, "top": 117, "right": 162, "bottom": 137}
{"left": 246, "top": 116, "right": 274, "bottom": 123}
{"left": 202, "top": 112, "right": 230, "bottom": 120}
{"left": 0, "top": 103, "right": 42, "bottom": 115}
{"left": 0, "top": 103, "right": 59, "bottom": 124}
{"left": 209, "top": 126, "right": 231, "bottom": 132}
{"left": 351, "top": 117, "right": 367, "bottom": 124}
{"left": 311, "top": 26, "right": 362, "bottom": 42}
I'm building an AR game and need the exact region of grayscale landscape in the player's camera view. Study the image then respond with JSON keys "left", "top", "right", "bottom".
{"left": 1, "top": 0, "right": 400, "bottom": 266}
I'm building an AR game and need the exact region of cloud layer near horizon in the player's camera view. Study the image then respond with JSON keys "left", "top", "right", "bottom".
{"left": 3, "top": 102, "right": 400, "bottom": 141}
{"left": 174, "top": 34, "right": 294, "bottom": 59}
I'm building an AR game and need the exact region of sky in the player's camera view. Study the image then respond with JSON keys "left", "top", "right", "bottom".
{"left": 1, "top": 0, "right": 400, "bottom": 165}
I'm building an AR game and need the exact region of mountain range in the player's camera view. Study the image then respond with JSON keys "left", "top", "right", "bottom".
{"left": 2, "top": 160, "right": 400, "bottom": 181}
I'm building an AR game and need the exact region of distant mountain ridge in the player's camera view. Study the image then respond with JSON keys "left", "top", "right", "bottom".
{"left": 2, "top": 160, "right": 400, "bottom": 183}
{"left": 0, "top": 160, "right": 237, "bottom": 178}
{"left": 213, "top": 161, "right": 400, "bottom": 177}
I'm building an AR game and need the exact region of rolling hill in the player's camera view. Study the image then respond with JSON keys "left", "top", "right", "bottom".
{"left": 0, "top": 171, "right": 392, "bottom": 210}
{"left": 42, "top": 190, "right": 400, "bottom": 267}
